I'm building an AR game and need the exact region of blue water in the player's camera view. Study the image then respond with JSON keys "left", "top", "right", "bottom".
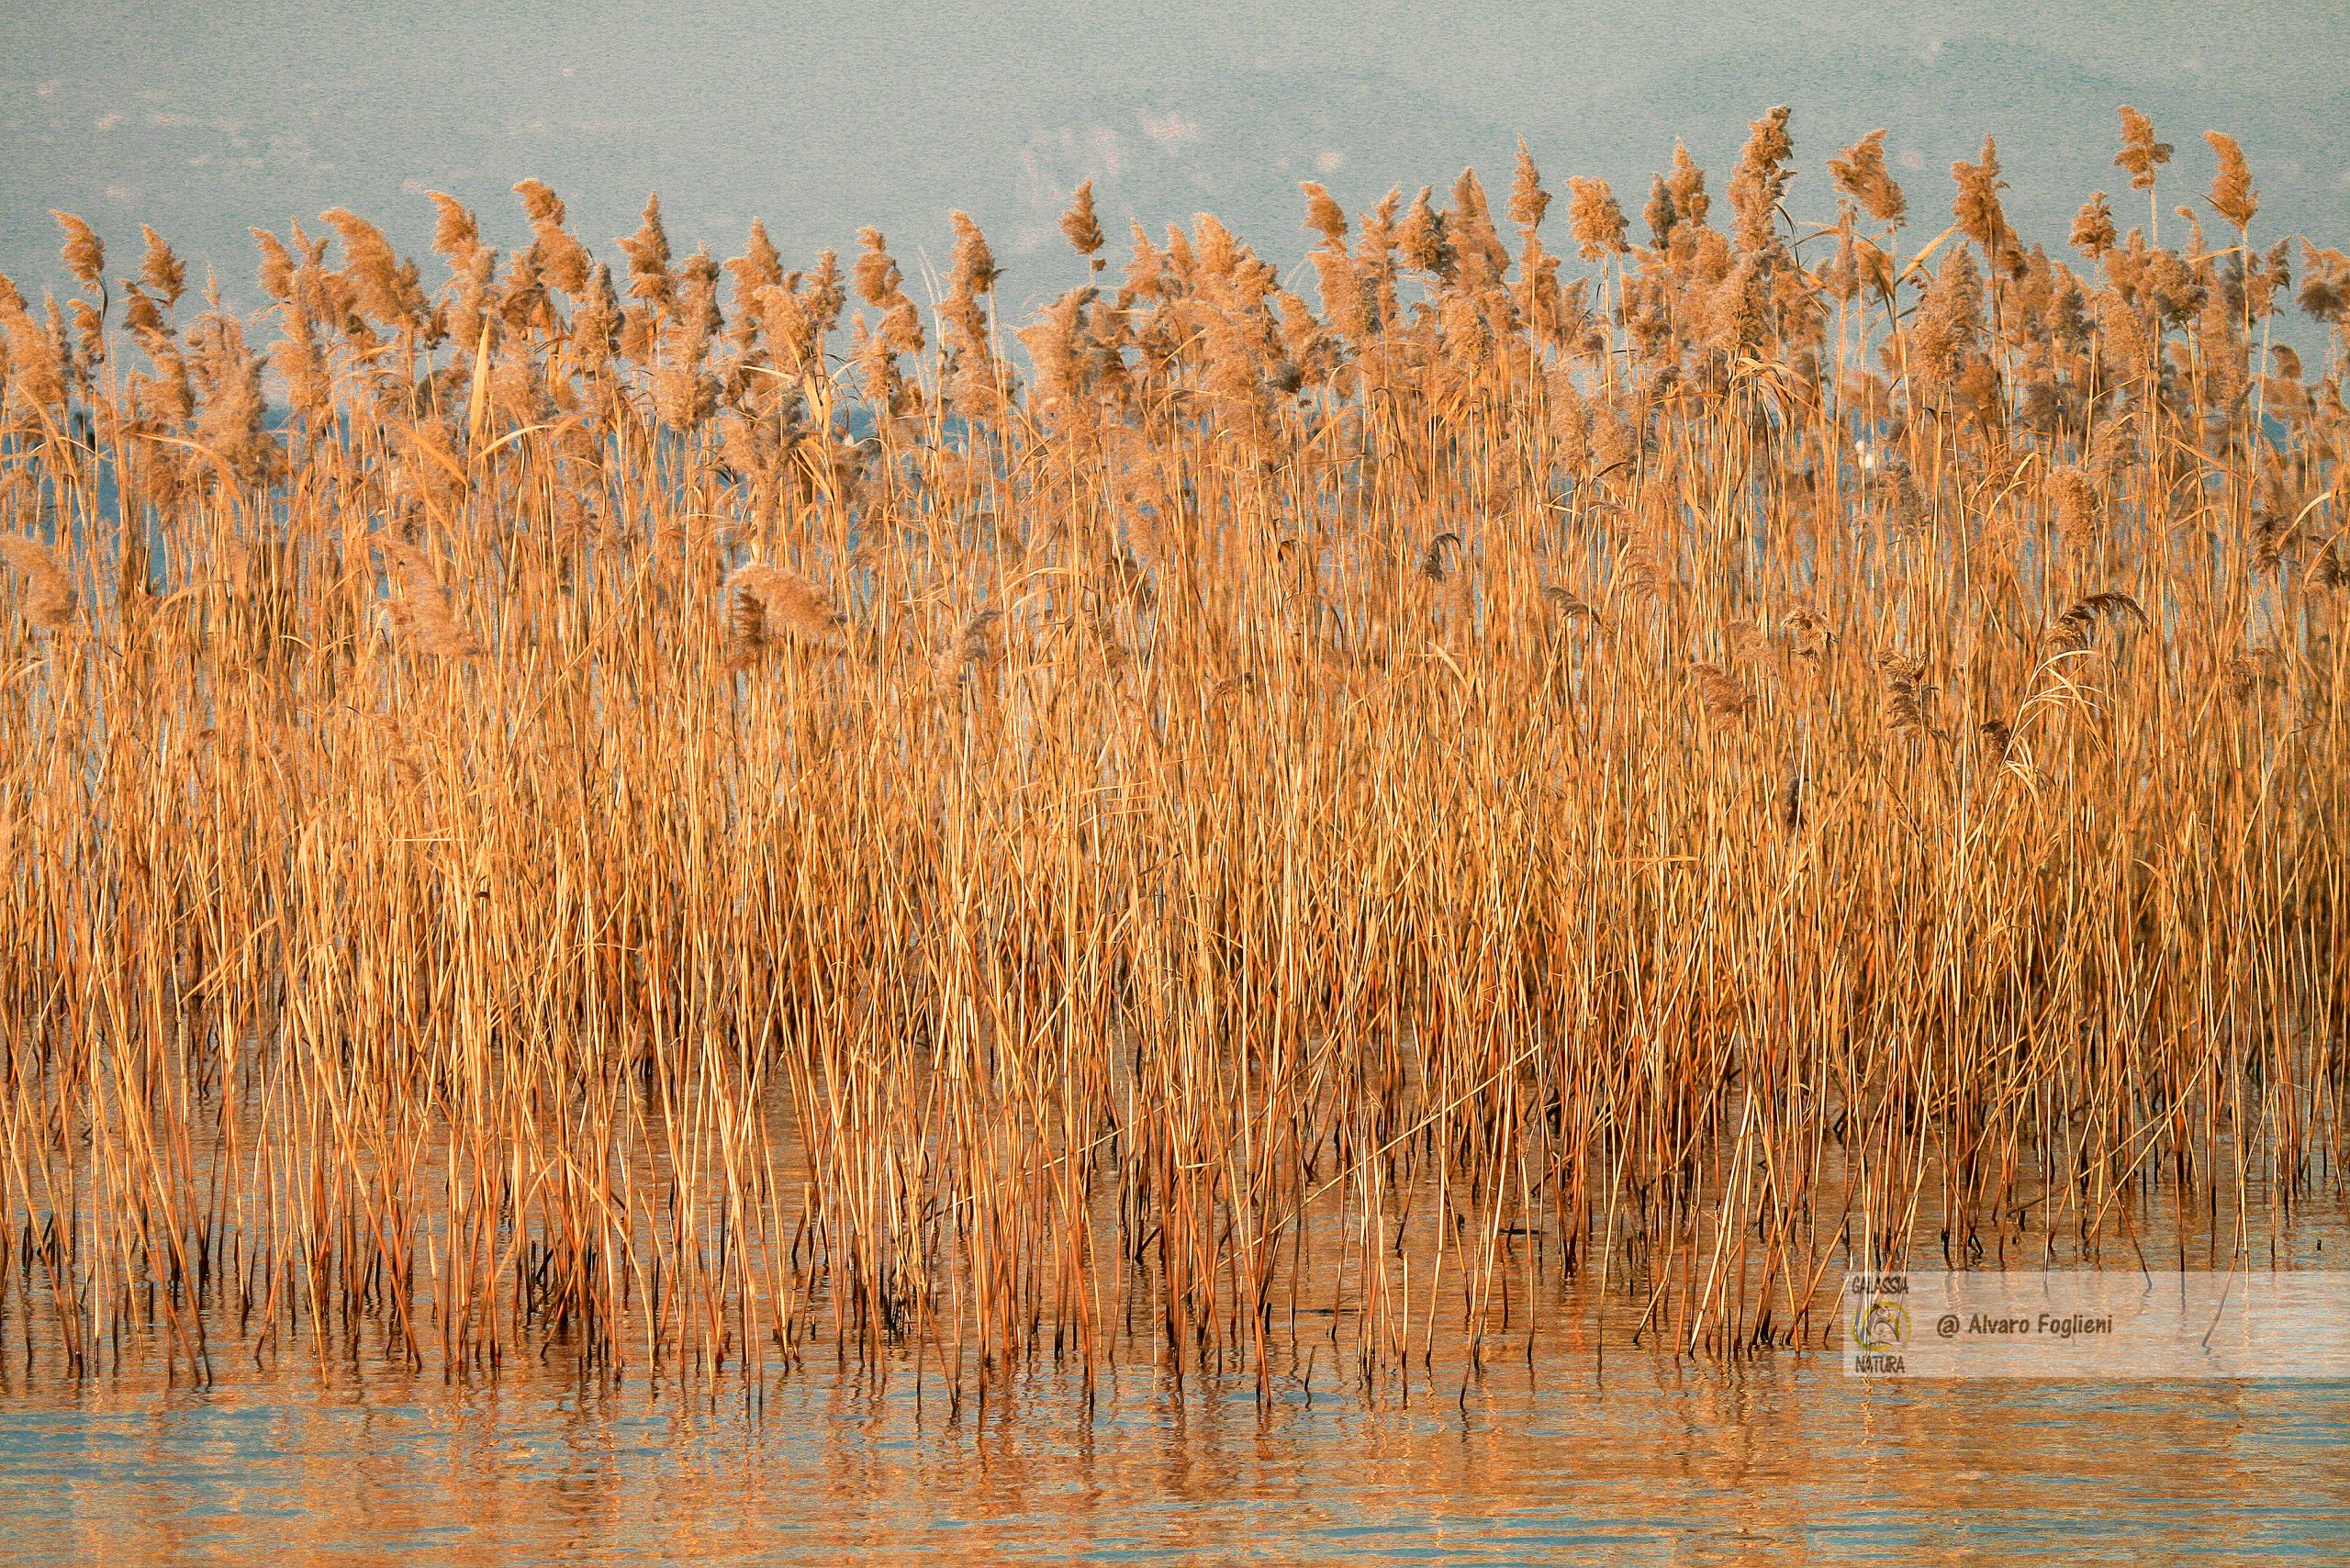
{"left": 6, "top": 1357, "right": 2348, "bottom": 1561}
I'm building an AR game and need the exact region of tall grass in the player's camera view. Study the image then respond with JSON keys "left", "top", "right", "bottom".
{"left": 1, "top": 107, "right": 2344, "bottom": 1398}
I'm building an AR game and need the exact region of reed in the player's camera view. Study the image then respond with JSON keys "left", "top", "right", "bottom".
{"left": 1, "top": 106, "right": 2344, "bottom": 1402}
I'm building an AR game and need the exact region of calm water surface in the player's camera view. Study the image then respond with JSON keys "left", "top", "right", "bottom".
{"left": 5, "top": 1353, "right": 2350, "bottom": 1561}
{"left": 6, "top": 1338, "right": 2350, "bottom": 1560}
{"left": 2, "top": 1103, "right": 2344, "bottom": 1559}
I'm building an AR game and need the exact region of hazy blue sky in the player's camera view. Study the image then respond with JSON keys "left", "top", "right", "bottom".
{"left": 4, "top": 2, "right": 2346, "bottom": 316}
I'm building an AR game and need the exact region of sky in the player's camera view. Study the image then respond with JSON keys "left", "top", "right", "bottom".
{"left": 3, "top": 1, "right": 2347, "bottom": 318}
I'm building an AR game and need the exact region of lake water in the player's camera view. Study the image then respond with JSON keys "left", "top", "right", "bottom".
{"left": 6, "top": 1180, "right": 2349, "bottom": 1561}
{"left": 9, "top": 1351, "right": 2350, "bottom": 1561}
{"left": 14, "top": 1353, "right": 2350, "bottom": 1561}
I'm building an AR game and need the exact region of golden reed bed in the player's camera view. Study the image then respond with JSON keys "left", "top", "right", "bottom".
{"left": 0, "top": 106, "right": 2343, "bottom": 1398}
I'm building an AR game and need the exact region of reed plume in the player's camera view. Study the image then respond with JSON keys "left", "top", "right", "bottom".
{"left": 725, "top": 561, "right": 846, "bottom": 668}
{"left": 2042, "top": 590, "right": 2148, "bottom": 655}
{"left": 2204, "top": 130, "right": 2258, "bottom": 233}
{"left": 1828, "top": 130, "right": 1907, "bottom": 226}
{"left": 0, "top": 535, "right": 77, "bottom": 630}
{"left": 2115, "top": 106, "right": 2173, "bottom": 191}
{"left": 377, "top": 535, "right": 485, "bottom": 660}
{"left": 50, "top": 211, "right": 103, "bottom": 293}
